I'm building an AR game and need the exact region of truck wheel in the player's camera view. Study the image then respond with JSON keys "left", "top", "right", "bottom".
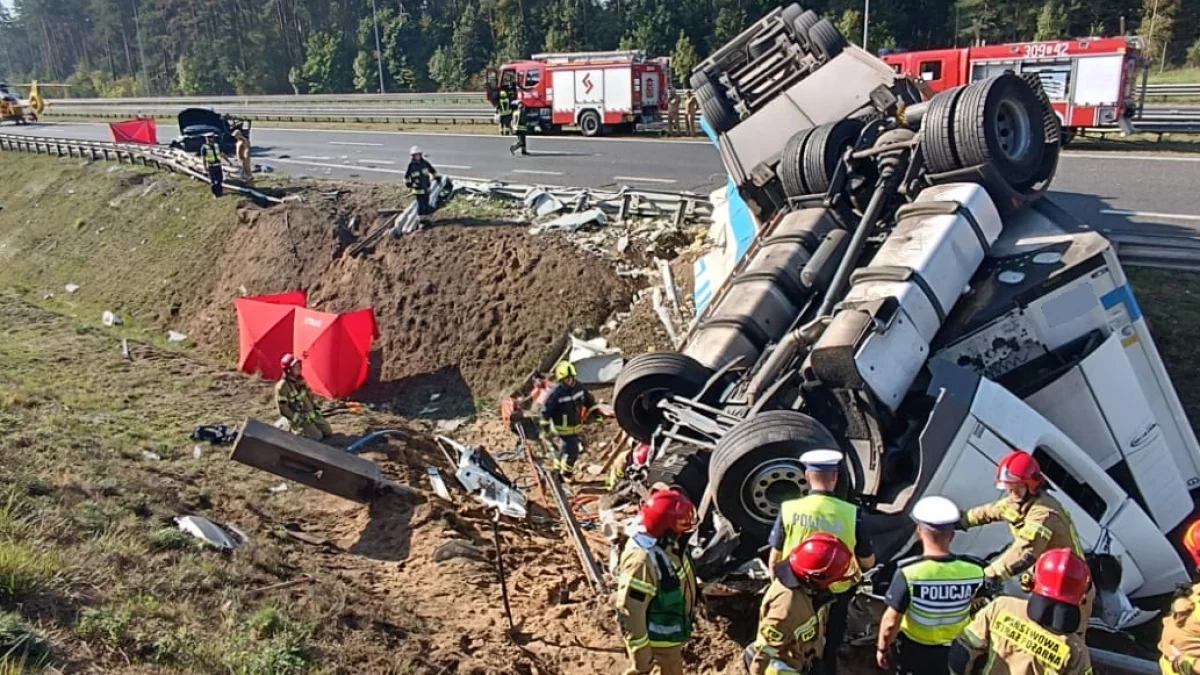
{"left": 709, "top": 410, "right": 844, "bottom": 541}
{"left": 780, "top": 4, "right": 804, "bottom": 26}
{"left": 953, "top": 74, "right": 1046, "bottom": 185}
{"left": 921, "top": 87, "right": 965, "bottom": 174}
{"left": 803, "top": 118, "right": 864, "bottom": 195}
{"left": 689, "top": 69, "right": 713, "bottom": 94}
{"left": 699, "top": 88, "right": 739, "bottom": 134}
{"left": 807, "top": 19, "right": 847, "bottom": 61}
{"left": 646, "top": 445, "right": 711, "bottom": 506}
{"left": 749, "top": 30, "right": 781, "bottom": 59}
{"left": 579, "top": 110, "right": 602, "bottom": 137}
{"left": 780, "top": 127, "right": 817, "bottom": 198}
{"left": 614, "top": 352, "right": 714, "bottom": 443}
{"left": 792, "top": 10, "right": 820, "bottom": 44}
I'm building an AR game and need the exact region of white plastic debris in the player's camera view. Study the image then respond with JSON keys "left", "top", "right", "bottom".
{"left": 141, "top": 450, "right": 162, "bottom": 461}
{"left": 167, "top": 331, "right": 188, "bottom": 343}
{"left": 523, "top": 187, "right": 566, "bottom": 217}
{"left": 64, "top": 283, "right": 80, "bottom": 294}
{"left": 174, "top": 515, "right": 248, "bottom": 551}
{"left": 426, "top": 467, "right": 452, "bottom": 501}
{"left": 567, "top": 335, "right": 624, "bottom": 384}
{"left": 268, "top": 483, "right": 289, "bottom": 494}
{"left": 101, "top": 311, "right": 123, "bottom": 327}
{"left": 536, "top": 208, "right": 608, "bottom": 233}
{"left": 192, "top": 445, "right": 203, "bottom": 459}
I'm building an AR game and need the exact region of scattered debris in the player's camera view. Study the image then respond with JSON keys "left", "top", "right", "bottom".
{"left": 435, "top": 418, "right": 467, "bottom": 433}
{"left": 121, "top": 338, "right": 131, "bottom": 360}
{"left": 249, "top": 574, "right": 313, "bottom": 596}
{"left": 426, "top": 466, "right": 452, "bottom": 501}
{"left": 140, "top": 450, "right": 161, "bottom": 461}
{"left": 565, "top": 335, "right": 624, "bottom": 384}
{"left": 101, "top": 310, "right": 122, "bottom": 327}
{"left": 167, "top": 330, "right": 188, "bottom": 342}
{"left": 64, "top": 283, "right": 80, "bottom": 294}
{"left": 268, "top": 483, "right": 289, "bottom": 494}
{"left": 434, "top": 539, "right": 486, "bottom": 564}
{"left": 534, "top": 208, "right": 608, "bottom": 234}
{"left": 174, "top": 515, "right": 248, "bottom": 551}
{"left": 192, "top": 444, "right": 203, "bottom": 459}
{"left": 435, "top": 435, "right": 528, "bottom": 519}
{"left": 523, "top": 187, "right": 566, "bottom": 217}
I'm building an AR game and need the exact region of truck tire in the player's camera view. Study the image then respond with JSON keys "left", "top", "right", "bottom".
{"left": 780, "top": 4, "right": 804, "bottom": 26}
{"left": 807, "top": 18, "right": 847, "bottom": 61}
{"left": 579, "top": 110, "right": 603, "bottom": 137}
{"left": 699, "top": 88, "right": 739, "bottom": 134}
{"left": 803, "top": 118, "right": 864, "bottom": 195}
{"left": 689, "top": 69, "right": 713, "bottom": 94}
{"left": 614, "top": 352, "right": 714, "bottom": 443}
{"left": 780, "top": 127, "right": 816, "bottom": 198}
{"left": 952, "top": 74, "right": 1046, "bottom": 185}
{"left": 921, "top": 87, "right": 964, "bottom": 174}
{"left": 709, "top": 410, "right": 843, "bottom": 541}
{"left": 793, "top": 9, "right": 820, "bottom": 36}
{"left": 646, "top": 445, "right": 711, "bottom": 506}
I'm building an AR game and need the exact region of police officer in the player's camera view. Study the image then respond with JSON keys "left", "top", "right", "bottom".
{"left": 540, "top": 361, "right": 608, "bottom": 481}
{"left": 745, "top": 533, "right": 854, "bottom": 675}
{"left": 509, "top": 100, "right": 529, "bottom": 156}
{"left": 615, "top": 488, "right": 698, "bottom": 675}
{"left": 404, "top": 146, "right": 439, "bottom": 227}
{"left": 951, "top": 548, "right": 1094, "bottom": 675}
{"left": 768, "top": 450, "right": 875, "bottom": 675}
{"left": 959, "top": 450, "right": 1094, "bottom": 634}
{"left": 1160, "top": 519, "right": 1200, "bottom": 674}
{"left": 201, "top": 132, "right": 223, "bottom": 198}
{"left": 497, "top": 87, "right": 512, "bottom": 135}
{"left": 877, "top": 496, "right": 985, "bottom": 674}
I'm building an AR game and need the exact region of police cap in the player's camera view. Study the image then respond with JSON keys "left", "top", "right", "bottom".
{"left": 800, "top": 449, "right": 843, "bottom": 473}
{"left": 911, "top": 495, "right": 961, "bottom": 531}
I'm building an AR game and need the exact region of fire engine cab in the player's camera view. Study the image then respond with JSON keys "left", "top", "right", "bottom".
{"left": 882, "top": 37, "right": 1145, "bottom": 140}
{"left": 484, "top": 50, "right": 669, "bottom": 137}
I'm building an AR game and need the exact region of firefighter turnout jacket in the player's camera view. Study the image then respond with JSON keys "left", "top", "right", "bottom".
{"left": 615, "top": 535, "right": 697, "bottom": 669}
{"left": 747, "top": 577, "right": 829, "bottom": 675}
{"left": 1160, "top": 581, "right": 1200, "bottom": 674}
{"left": 771, "top": 492, "right": 872, "bottom": 594}
{"left": 405, "top": 158, "right": 438, "bottom": 195}
{"left": 953, "top": 596, "right": 1092, "bottom": 675}
{"left": 886, "top": 555, "right": 986, "bottom": 646}
{"left": 962, "top": 491, "right": 1084, "bottom": 581}
{"left": 276, "top": 376, "right": 323, "bottom": 429}
{"left": 541, "top": 380, "right": 599, "bottom": 436}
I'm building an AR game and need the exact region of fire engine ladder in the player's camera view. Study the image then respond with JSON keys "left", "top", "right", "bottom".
{"left": 530, "top": 50, "right": 646, "bottom": 65}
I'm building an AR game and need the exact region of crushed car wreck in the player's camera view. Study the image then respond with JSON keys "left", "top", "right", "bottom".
{"left": 610, "top": 3, "right": 1200, "bottom": 635}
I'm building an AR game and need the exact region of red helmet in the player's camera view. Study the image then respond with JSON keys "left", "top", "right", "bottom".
{"left": 280, "top": 353, "right": 299, "bottom": 371}
{"left": 640, "top": 489, "right": 697, "bottom": 539}
{"left": 784, "top": 532, "right": 854, "bottom": 589}
{"left": 1032, "top": 548, "right": 1091, "bottom": 606}
{"left": 632, "top": 443, "right": 652, "bottom": 467}
{"left": 1184, "top": 520, "right": 1200, "bottom": 569}
{"left": 996, "top": 451, "right": 1044, "bottom": 492}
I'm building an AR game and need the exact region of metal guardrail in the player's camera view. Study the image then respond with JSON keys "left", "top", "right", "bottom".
{"left": 52, "top": 92, "right": 490, "bottom": 106}
{"left": 50, "top": 108, "right": 496, "bottom": 126}
{"left": 1144, "top": 83, "right": 1200, "bottom": 97}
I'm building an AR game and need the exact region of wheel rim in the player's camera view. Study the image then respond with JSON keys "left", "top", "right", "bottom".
{"left": 628, "top": 386, "right": 669, "bottom": 433}
{"left": 994, "top": 98, "right": 1033, "bottom": 163}
{"left": 739, "top": 458, "right": 808, "bottom": 523}
{"left": 583, "top": 115, "right": 598, "bottom": 134}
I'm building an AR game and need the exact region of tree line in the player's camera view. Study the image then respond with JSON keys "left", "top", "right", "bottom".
{"left": 1, "top": 0, "right": 1197, "bottom": 98}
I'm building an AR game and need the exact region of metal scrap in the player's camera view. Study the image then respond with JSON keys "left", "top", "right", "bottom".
{"left": 435, "top": 435, "right": 528, "bottom": 519}
{"left": 533, "top": 208, "right": 608, "bottom": 233}
{"left": 175, "top": 515, "right": 248, "bottom": 551}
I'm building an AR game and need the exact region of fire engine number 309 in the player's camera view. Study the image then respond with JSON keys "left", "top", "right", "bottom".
{"left": 1023, "top": 42, "right": 1071, "bottom": 59}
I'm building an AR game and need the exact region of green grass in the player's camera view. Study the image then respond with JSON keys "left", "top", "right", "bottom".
{"left": 1070, "top": 131, "right": 1200, "bottom": 153}
{"left": 1147, "top": 66, "right": 1200, "bottom": 85}
{"left": 1127, "top": 267, "right": 1200, "bottom": 428}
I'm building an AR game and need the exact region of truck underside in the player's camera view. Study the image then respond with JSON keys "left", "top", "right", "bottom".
{"left": 609, "top": 2, "right": 1200, "bottom": 634}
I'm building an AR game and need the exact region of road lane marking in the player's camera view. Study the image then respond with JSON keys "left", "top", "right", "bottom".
{"left": 1064, "top": 151, "right": 1200, "bottom": 163}
{"left": 614, "top": 175, "right": 677, "bottom": 184}
{"left": 272, "top": 157, "right": 406, "bottom": 175}
{"left": 358, "top": 159, "right": 395, "bottom": 165}
{"left": 261, "top": 126, "right": 712, "bottom": 145}
{"left": 512, "top": 169, "right": 564, "bottom": 176}
{"left": 299, "top": 155, "right": 332, "bottom": 160}
{"left": 436, "top": 164, "right": 473, "bottom": 170}
{"left": 1099, "top": 209, "right": 1200, "bottom": 222}
{"left": 328, "top": 141, "right": 383, "bottom": 146}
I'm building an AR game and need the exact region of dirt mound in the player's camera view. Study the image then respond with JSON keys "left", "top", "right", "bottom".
{"left": 184, "top": 195, "right": 635, "bottom": 413}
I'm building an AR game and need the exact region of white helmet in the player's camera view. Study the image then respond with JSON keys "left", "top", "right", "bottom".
{"left": 410, "top": 145, "right": 422, "bottom": 156}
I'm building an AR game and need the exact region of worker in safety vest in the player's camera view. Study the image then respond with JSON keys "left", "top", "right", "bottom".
{"left": 615, "top": 488, "right": 698, "bottom": 675}
{"left": 684, "top": 91, "right": 699, "bottom": 136}
{"left": 950, "top": 548, "right": 1093, "bottom": 675}
{"left": 877, "top": 496, "right": 986, "bottom": 674}
{"left": 1159, "top": 519, "right": 1200, "bottom": 674}
{"left": 497, "top": 87, "right": 513, "bottom": 135}
{"left": 768, "top": 450, "right": 875, "bottom": 675}
{"left": 959, "top": 450, "right": 1094, "bottom": 634}
{"left": 509, "top": 101, "right": 530, "bottom": 156}
{"left": 275, "top": 353, "right": 333, "bottom": 441}
{"left": 201, "top": 132, "right": 223, "bottom": 198}
{"left": 405, "top": 146, "right": 439, "bottom": 227}
{"left": 745, "top": 532, "right": 854, "bottom": 675}
{"left": 540, "top": 361, "right": 607, "bottom": 481}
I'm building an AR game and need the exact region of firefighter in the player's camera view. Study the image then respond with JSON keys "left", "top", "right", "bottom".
{"left": 509, "top": 101, "right": 529, "bottom": 156}
{"left": 667, "top": 92, "right": 680, "bottom": 135}
{"left": 615, "top": 488, "right": 698, "bottom": 675}
{"left": 276, "top": 353, "right": 333, "bottom": 441}
{"left": 768, "top": 450, "right": 875, "bottom": 675}
{"left": 497, "top": 86, "right": 513, "bottom": 136}
{"left": 745, "top": 532, "right": 854, "bottom": 675}
{"left": 959, "top": 450, "right": 1095, "bottom": 634}
{"left": 607, "top": 441, "right": 652, "bottom": 491}
{"left": 540, "top": 361, "right": 607, "bottom": 481}
{"left": 950, "top": 548, "right": 1094, "bottom": 675}
{"left": 876, "top": 496, "right": 986, "bottom": 675}
{"left": 684, "top": 91, "right": 699, "bottom": 136}
{"left": 1159, "top": 519, "right": 1200, "bottom": 674}
{"left": 405, "top": 146, "right": 439, "bottom": 227}
{"left": 201, "top": 132, "right": 223, "bottom": 198}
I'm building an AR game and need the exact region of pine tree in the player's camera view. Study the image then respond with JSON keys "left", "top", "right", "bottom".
{"left": 671, "top": 30, "right": 699, "bottom": 85}
{"left": 1034, "top": 0, "right": 1069, "bottom": 39}
{"left": 1140, "top": 0, "right": 1180, "bottom": 67}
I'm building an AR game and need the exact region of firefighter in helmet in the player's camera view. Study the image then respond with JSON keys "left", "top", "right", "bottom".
{"left": 959, "top": 450, "right": 1095, "bottom": 633}
{"left": 540, "top": 361, "right": 608, "bottom": 481}
{"left": 1159, "top": 519, "right": 1200, "bottom": 674}
{"left": 745, "top": 532, "right": 855, "bottom": 675}
{"left": 276, "top": 353, "right": 333, "bottom": 441}
{"left": 607, "top": 441, "right": 653, "bottom": 491}
{"left": 405, "top": 145, "right": 439, "bottom": 227}
{"left": 950, "top": 548, "right": 1094, "bottom": 675}
{"left": 615, "top": 487, "right": 699, "bottom": 675}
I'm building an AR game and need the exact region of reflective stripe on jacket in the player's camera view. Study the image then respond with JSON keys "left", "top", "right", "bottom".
{"left": 899, "top": 556, "right": 985, "bottom": 646}
{"left": 779, "top": 494, "right": 859, "bottom": 594}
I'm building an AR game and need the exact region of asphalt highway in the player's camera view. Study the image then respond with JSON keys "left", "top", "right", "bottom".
{"left": 6, "top": 121, "right": 1200, "bottom": 240}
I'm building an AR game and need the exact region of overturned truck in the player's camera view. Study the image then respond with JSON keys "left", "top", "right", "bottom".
{"left": 613, "top": 4, "right": 1200, "bottom": 630}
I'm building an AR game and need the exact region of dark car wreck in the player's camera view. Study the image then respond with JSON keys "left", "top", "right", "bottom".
{"left": 168, "top": 108, "right": 251, "bottom": 155}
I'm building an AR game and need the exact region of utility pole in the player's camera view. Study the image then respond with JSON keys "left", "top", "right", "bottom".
{"left": 863, "top": 0, "right": 870, "bottom": 51}
{"left": 132, "top": 0, "right": 149, "bottom": 95}
{"left": 370, "top": 0, "right": 385, "bottom": 94}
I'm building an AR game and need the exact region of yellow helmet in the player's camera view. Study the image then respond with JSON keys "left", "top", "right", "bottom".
{"left": 555, "top": 362, "right": 577, "bottom": 380}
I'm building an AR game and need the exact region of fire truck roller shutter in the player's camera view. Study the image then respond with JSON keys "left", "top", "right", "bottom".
{"left": 614, "top": 352, "right": 715, "bottom": 443}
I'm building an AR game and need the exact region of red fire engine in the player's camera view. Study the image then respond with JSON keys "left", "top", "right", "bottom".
{"left": 882, "top": 37, "right": 1145, "bottom": 139}
{"left": 484, "top": 50, "right": 669, "bottom": 137}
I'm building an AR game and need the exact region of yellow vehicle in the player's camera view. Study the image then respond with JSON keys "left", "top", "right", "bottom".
{"left": 0, "top": 82, "right": 46, "bottom": 125}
